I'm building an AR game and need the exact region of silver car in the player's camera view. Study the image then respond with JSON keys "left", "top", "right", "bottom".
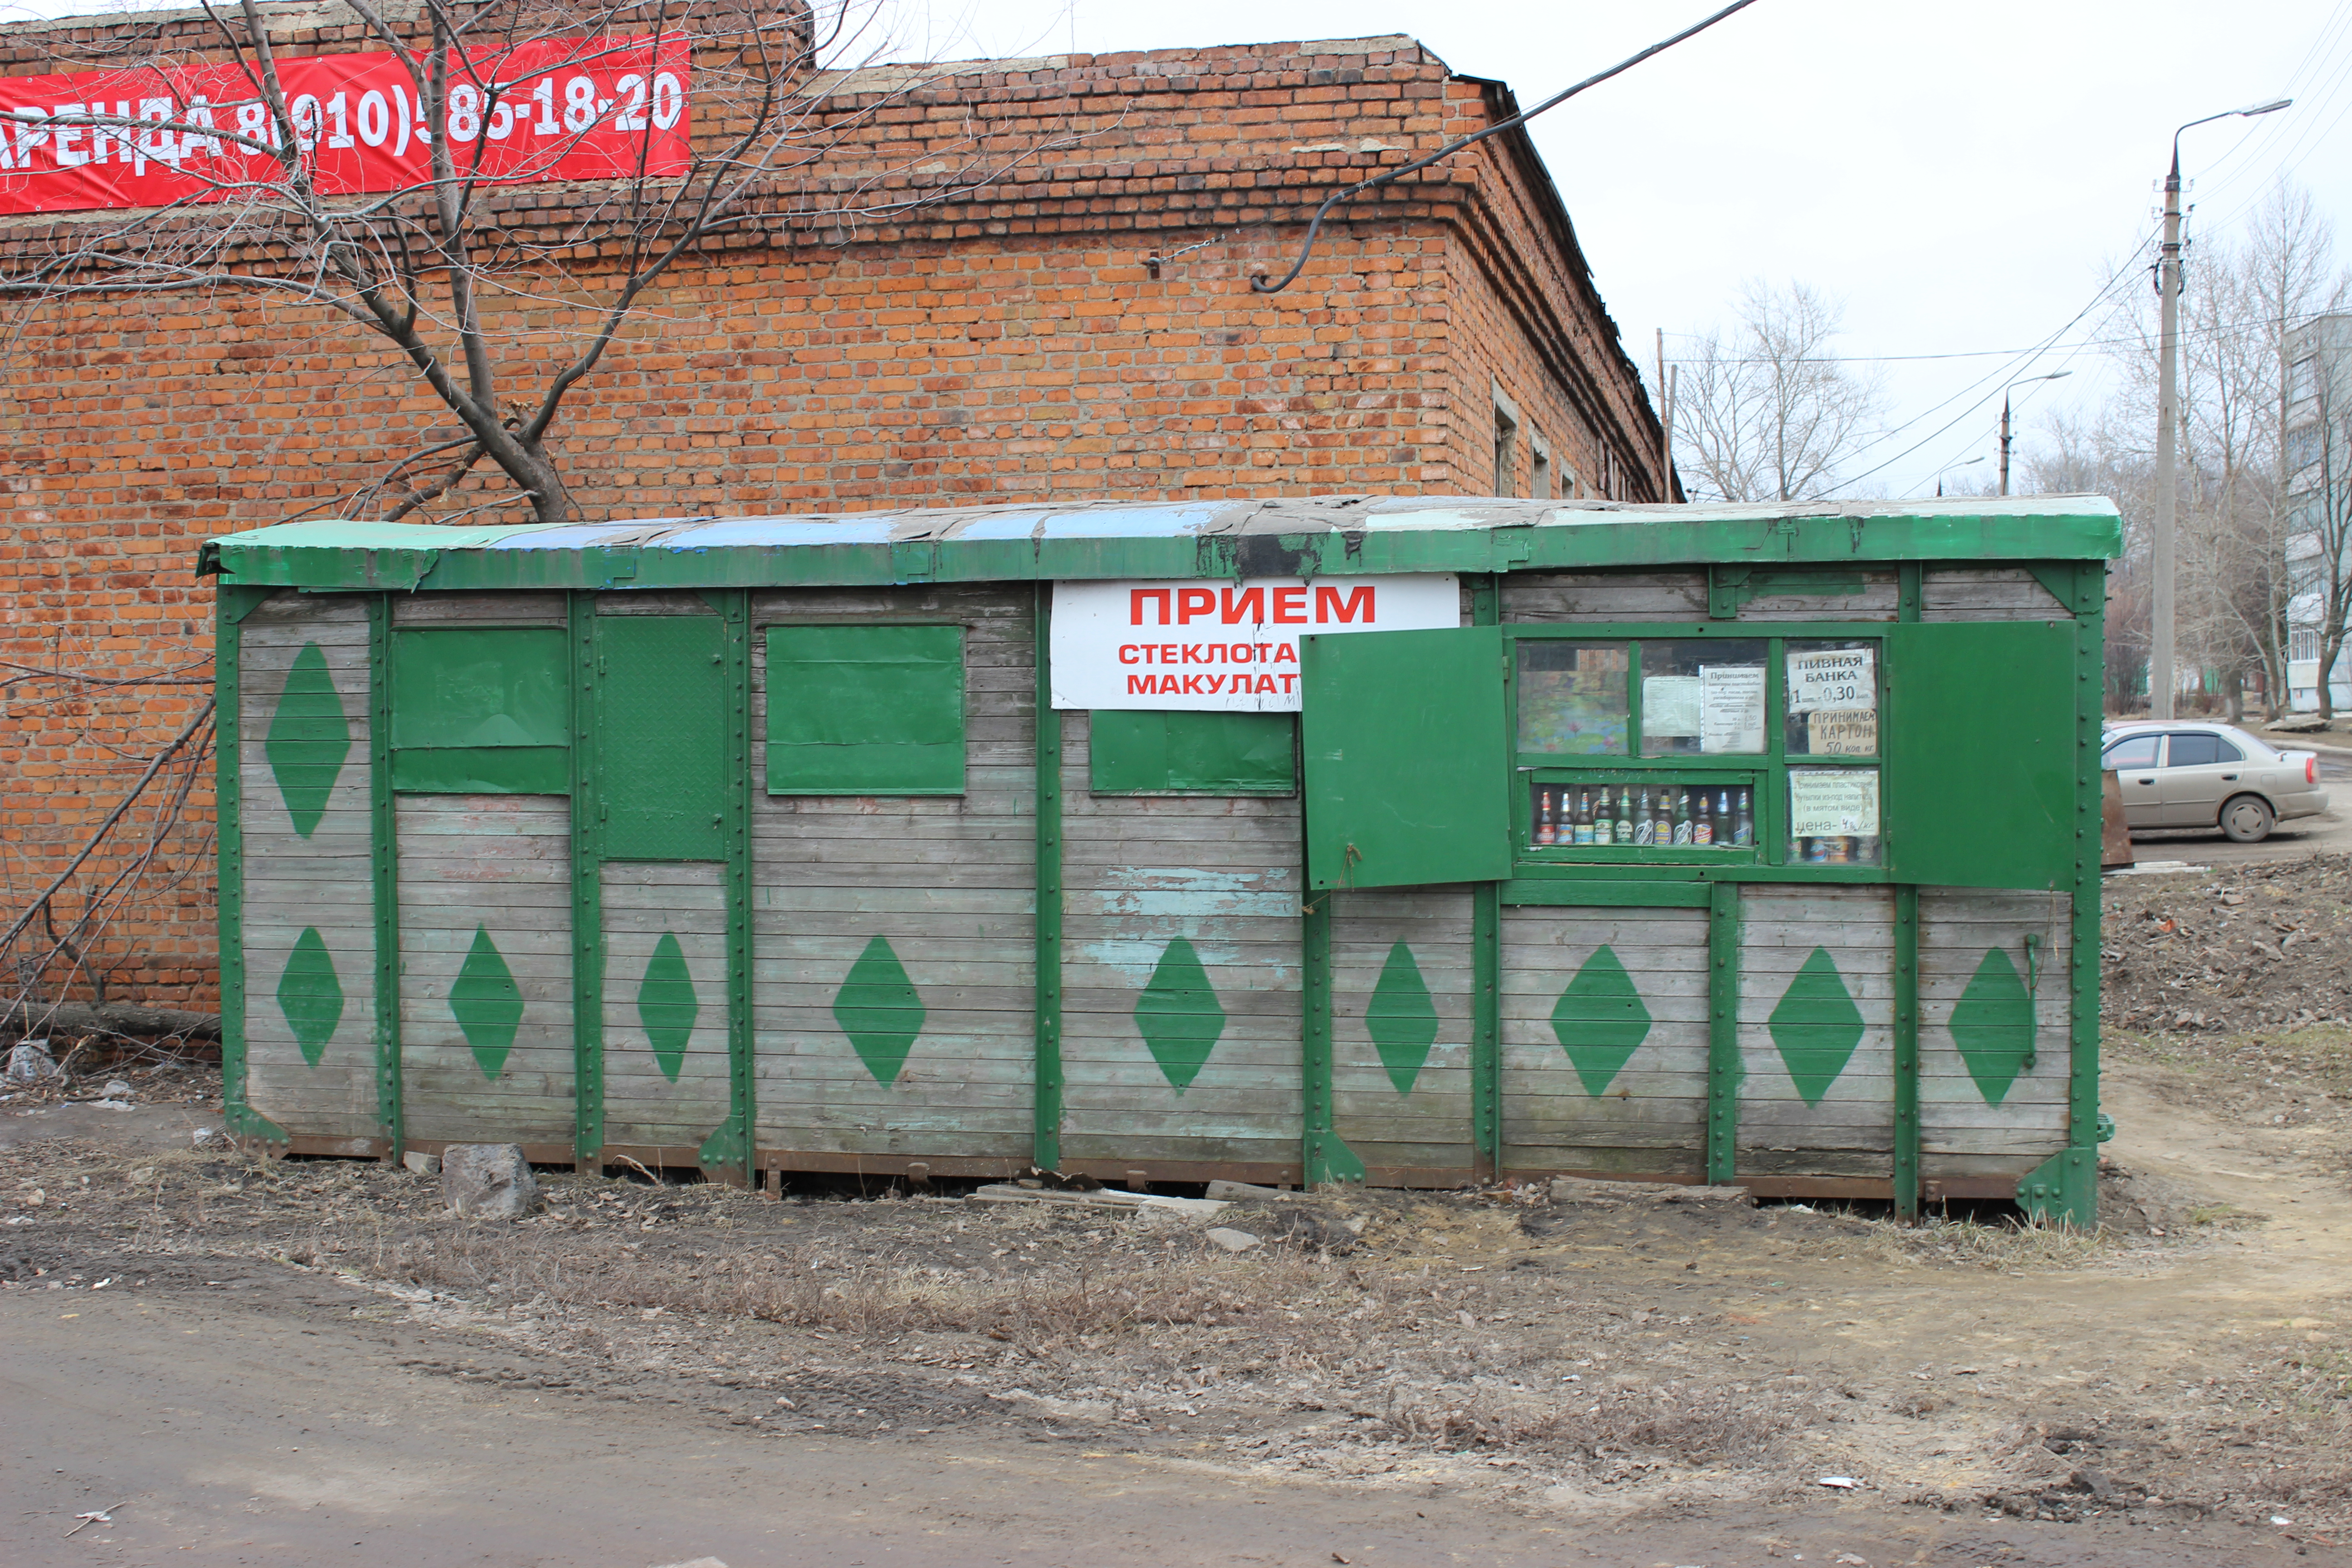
{"left": 2101, "top": 721, "right": 2329, "bottom": 843}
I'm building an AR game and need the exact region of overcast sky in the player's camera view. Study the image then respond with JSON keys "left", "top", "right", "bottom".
{"left": 10, "top": 0, "right": 2348, "bottom": 501}
{"left": 904, "top": 0, "right": 2352, "bottom": 500}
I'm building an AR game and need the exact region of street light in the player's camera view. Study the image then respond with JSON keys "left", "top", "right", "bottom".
{"left": 1999, "top": 372, "right": 2071, "bottom": 496}
{"left": 1934, "top": 456, "right": 1986, "bottom": 498}
{"left": 2152, "top": 97, "right": 2292, "bottom": 719}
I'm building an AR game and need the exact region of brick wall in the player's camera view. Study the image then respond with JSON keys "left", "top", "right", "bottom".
{"left": 0, "top": 14, "right": 1662, "bottom": 1009}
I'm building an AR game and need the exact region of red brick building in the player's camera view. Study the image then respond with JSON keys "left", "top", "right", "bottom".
{"left": 0, "top": 10, "right": 1668, "bottom": 1010}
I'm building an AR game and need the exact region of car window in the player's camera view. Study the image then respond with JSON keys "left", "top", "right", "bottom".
{"left": 2166, "top": 732, "right": 2224, "bottom": 767}
{"left": 2213, "top": 737, "right": 2243, "bottom": 763}
{"left": 2103, "top": 734, "right": 2160, "bottom": 770}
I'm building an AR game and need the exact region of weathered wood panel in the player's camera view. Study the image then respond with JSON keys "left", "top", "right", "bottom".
{"left": 1501, "top": 905, "right": 1709, "bottom": 1177}
{"left": 239, "top": 597, "right": 379, "bottom": 1140}
{"left": 1736, "top": 570, "right": 1900, "bottom": 622}
{"left": 1921, "top": 567, "right": 2066, "bottom": 622}
{"left": 1059, "top": 711, "right": 1303, "bottom": 1168}
{"left": 1737, "top": 886, "right": 1896, "bottom": 1178}
{"left": 601, "top": 861, "right": 732, "bottom": 1154}
{"left": 1502, "top": 571, "right": 1707, "bottom": 623}
{"left": 396, "top": 795, "right": 573, "bottom": 1146}
{"left": 1330, "top": 886, "right": 1476, "bottom": 1177}
{"left": 750, "top": 586, "right": 1035, "bottom": 1160}
{"left": 390, "top": 593, "right": 566, "bottom": 627}
{"left": 1918, "top": 887, "right": 2073, "bottom": 1177}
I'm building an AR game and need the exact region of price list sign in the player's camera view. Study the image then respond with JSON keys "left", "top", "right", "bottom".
{"left": 0, "top": 33, "right": 691, "bottom": 215}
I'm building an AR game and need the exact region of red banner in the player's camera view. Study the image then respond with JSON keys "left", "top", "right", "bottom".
{"left": 0, "top": 33, "right": 691, "bottom": 216}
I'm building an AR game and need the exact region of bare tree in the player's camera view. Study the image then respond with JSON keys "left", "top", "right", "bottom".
{"left": 1669, "top": 280, "right": 1885, "bottom": 503}
{"left": 0, "top": 0, "right": 1064, "bottom": 527}
{"left": 2296, "top": 337, "right": 2352, "bottom": 718}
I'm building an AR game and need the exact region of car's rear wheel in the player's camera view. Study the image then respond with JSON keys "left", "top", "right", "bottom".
{"left": 2220, "top": 794, "right": 2274, "bottom": 843}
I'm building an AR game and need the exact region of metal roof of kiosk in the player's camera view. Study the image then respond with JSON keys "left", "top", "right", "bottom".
{"left": 197, "top": 495, "right": 2124, "bottom": 593}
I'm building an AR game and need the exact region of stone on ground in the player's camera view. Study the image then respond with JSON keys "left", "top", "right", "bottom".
{"left": 440, "top": 1144, "right": 540, "bottom": 1219}
{"left": 1204, "top": 1227, "right": 1260, "bottom": 1253}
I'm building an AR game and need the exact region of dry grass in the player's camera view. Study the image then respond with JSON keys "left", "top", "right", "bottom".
{"left": 1852, "top": 1211, "right": 2135, "bottom": 1270}
{"left": 1372, "top": 1379, "right": 1831, "bottom": 1465}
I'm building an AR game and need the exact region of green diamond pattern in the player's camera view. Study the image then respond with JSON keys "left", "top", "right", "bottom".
{"left": 637, "top": 932, "right": 699, "bottom": 1083}
{"left": 1769, "top": 946, "right": 1866, "bottom": 1106}
{"left": 833, "top": 935, "right": 926, "bottom": 1086}
{"left": 275, "top": 926, "right": 344, "bottom": 1067}
{"left": 1135, "top": 936, "right": 1225, "bottom": 1092}
{"left": 1949, "top": 946, "right": 2036, "bottom": 1106}
{"left": 449, "top": 925, "right": 524, "bottom": 1081}
{"left": 263, "top": 642, "right": 351, "bottom": 839}
{"left": 1366, "top": 941, "right": 1439, "bottom": 1094}
{"left": 1551, "top": 945, "right": 1652, "bottom": 1097}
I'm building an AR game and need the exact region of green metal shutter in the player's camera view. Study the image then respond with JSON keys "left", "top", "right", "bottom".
{"left": 599, "top": 615, "right": 730, "bottom": 859}
{"left": 387, "top": 626, "right": 570, "bottom": 793}
{"left": 1885, "top": 620, "right": 2077, "bottom": 890}
{"left": 1088, "top": 710, "right": 1296, "bottom": 794}
{"left": 764, "top": 624, "right": 965, "bottom": 794}
{"left": 1300, "top": 626, "right": 1512, "bottom": 890}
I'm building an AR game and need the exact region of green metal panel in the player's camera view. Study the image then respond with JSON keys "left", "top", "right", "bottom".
{"left": 764, "top": 623, "right": 965, "bottom": 795}
{"left": 389, "top": 746, "right": 569, "bottom": 794}
{"left": 598, "top": 613, "right": 729, "bottom": 860}
{"left": 201, "top": 505, "right": 2125, "bottom": 596}
{"left": 1472, "top": 882, "right": 1500, "bottom": 1180}
{"left": 1885, "top": 621, "right": 2077, "bottom": 891}
{"left": 368, "top": 598, "right": 402, "bottom": 1153}
{"left": 1088, "top": 710, "right": 1296, "bottom": 795}
{"left": 388, "top": 626, "right": 568, "bottom": 749}
{"left": 568, "top": 593, "right": 605, "bottom": 1163}
{"left": 711, "top": 588, "right": 756, "bottom": 1183}
{"left": 1033, "top": 585, "right": 1064, "bottom": 1171}
{"left": 1705, "top": 882, "right": 1740, "bottom": 1185}
{"left": 1301, "top": 626, "right": 1511, "bottom": 891}
{"left": 1893, "top": 884, "right": 1920, "bottom": 1220}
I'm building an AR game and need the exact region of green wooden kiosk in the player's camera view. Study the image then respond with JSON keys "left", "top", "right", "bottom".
{"left": 202, "top": 495, "right": 2121, "bottom": 1222}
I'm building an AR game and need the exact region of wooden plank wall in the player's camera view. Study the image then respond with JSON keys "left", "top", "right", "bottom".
{"left": 395, "top": 796, "right": 574, "bottom": 1146}
{"left": 239, "top": 594, "right": 379, "bottom": 1139}
{"left": 1329, "top": 886, "right": 1477, "bottom": 1182}
{"left": 1921, "top": 567, "right": 2066, "bottom": 622}
{"left": 1919, "top": 896, "right": 2073, "bottom": 1183}
{"left": 1736, "top": 886, "right": 1897, "bottom": 1178}
{"left": 748, "top": 588, "right": 1035, "bottom": 1163}
{"left": 1501, "top": 571, "right": 1706, "bottom": 622}
{"left": 1058, "top": 712, "right": 1304, "bottom": 1173}
{"left": 601, "top": 862, "right": 733, "bottom": 1156}
{"left": 1737, "top": 570, "right": 1899, "bottom": 622}
{"left": 1499, "top": 905, "right": 1710, "bottom": 1177}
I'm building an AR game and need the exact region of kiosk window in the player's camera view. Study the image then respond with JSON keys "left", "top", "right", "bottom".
{"left": 1517, "top": 641, "right": 1630, "bottom": 755}
{"left": 1785, "top": 640, "right": 1881, "bottom": 757}
{"left": 1639, "top": 638, "right": 1767, "bottom": 755}
{"left": 765, "top": 624, "right": 965, "bottom": 794}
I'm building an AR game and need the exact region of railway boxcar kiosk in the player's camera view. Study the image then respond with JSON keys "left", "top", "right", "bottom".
{"left": 203, "top": 496, "right": 2121, "bottom": 1221}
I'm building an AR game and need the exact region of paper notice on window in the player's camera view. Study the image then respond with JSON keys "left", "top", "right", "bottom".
{"left": 1698, "top": 664, "right": 1766, "bottom": 753}
{"left": 1788, "top": 768, "right": 1881, "bottom": 837}
{"left": 1808, "top": 708, "right": 1879, "bottom": 755}
{"left": 1641, "top": 675, "right": 1702, "bottom": 738}
{"left": 1786, "top": 647, "right": 1876, "bottom": 712}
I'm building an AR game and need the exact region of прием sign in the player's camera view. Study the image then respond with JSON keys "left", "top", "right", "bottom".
{"left": 1049, "top": 576, "right": 1459, "bottom": 711}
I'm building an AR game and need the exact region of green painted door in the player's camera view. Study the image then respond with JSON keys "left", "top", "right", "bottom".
{"left": 1885, "top": 621, "right": 2077, "bottom": 891}
{"left": 1299, "top": 626, "right": 1511, "bottom": 891}
{"left": 595, "top": 613, "right": 730, "bottom": 860}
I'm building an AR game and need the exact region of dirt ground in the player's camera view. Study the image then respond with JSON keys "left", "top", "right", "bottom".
{"left": 6, "top": 856, "right": 2352, "bottom": 1565}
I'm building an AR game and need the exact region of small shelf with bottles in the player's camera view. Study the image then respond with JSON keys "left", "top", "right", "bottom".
{"left": 1521, "top": 772, "right": 1760, "bottom": 862}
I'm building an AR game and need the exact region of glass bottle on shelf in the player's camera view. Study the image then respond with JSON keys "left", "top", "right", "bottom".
{"left": 1535, "top": 786, "right": 1556, "bottom": 845}
{"left": 1693, "top": 791, "right": 1714, "bottom": 846}
{"left": 1593, "top": 785, "right": 1614, "bottom": 846}
{"left": 1671, "top": 788, "right": 1693, "bottom": 845}
{"left": 1614, "top": 790, "right": 1633, "bottom": 845}
{"left": 1633, "top": 788, "right": 1655, "bottom": 846}
{"left": 1573, "top": 789, "right": 1593, "bottom": 846}
{"left": 1733, "top": 789, "right": 1754, "bottom": 846}
{"left": 1714, "top": 789, "right": 1733, "bottom": 848}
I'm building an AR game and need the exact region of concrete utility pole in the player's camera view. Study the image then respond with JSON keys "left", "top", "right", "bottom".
{"left": 1998, "top": 372, "right": 2070, "bottom": 497}
{"left": 2155, "top": 99, "right": 2291, "bottom": 719}
{"left": 1656, "top": 328, "right": 1677, "bottom": 502}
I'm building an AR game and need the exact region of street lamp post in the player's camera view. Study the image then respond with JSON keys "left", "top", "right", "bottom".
{"left": 2153, "top": 98, "right": 2291, "bottom": 719}
{"left": 1935, "top": 456, "right": 1986, "bottom": 497}
{"left": 1998, "top": 372, "right": 2072, "bottom": 496}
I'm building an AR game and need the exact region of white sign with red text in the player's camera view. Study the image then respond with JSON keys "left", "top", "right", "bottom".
{"left": 1050, "top": 576, "right": 1460, "bottom": 711}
